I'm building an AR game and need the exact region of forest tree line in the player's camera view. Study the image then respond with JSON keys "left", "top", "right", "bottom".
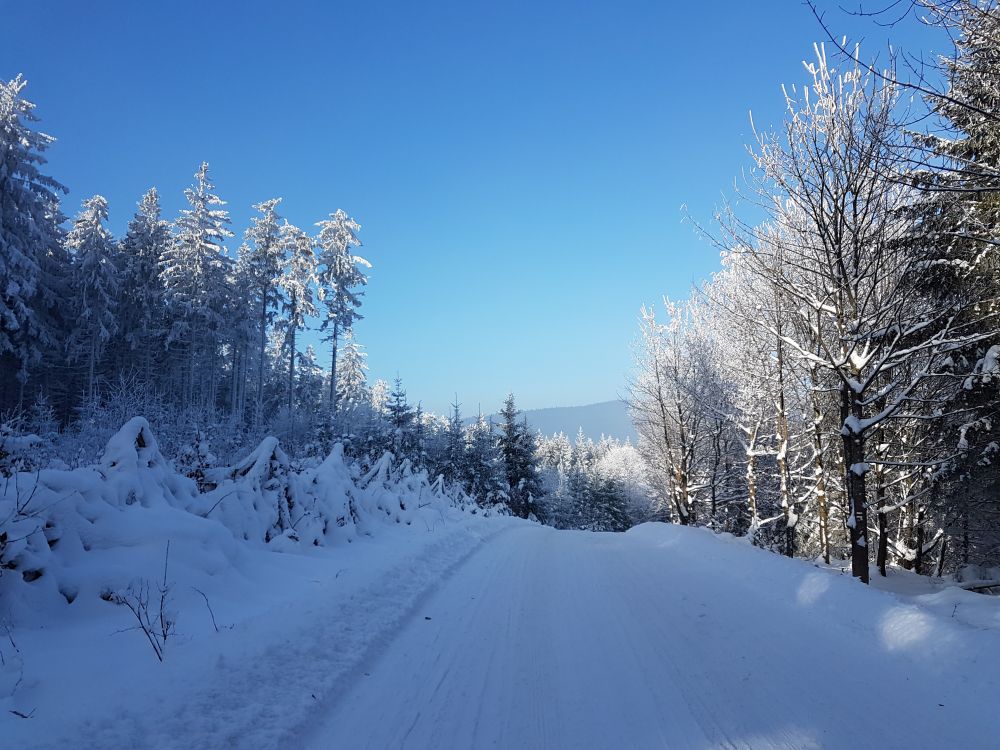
{"left": 629, "top": 2, "right": 1000, "bottom": 582}
{"left": 0, "top": 73, "right": 656, "bottom": 529}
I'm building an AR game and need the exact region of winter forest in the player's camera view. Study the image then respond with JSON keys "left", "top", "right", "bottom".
{"left": 4, "top": 1, "right": 1000, "bottom": 748}
{"left": 627, "top": 5, "right": 1000, "bottom": 586}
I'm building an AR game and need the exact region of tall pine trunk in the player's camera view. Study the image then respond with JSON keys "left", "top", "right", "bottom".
{"left": 257, "top": 291, "right": 267, "bottom": 427}
{"left": 287, "top": 294, "right": 297, "bottom": 432}
{"left": 328, "top": 321, "right": 340, "bottom": 414}
{"left": 87, "top": 337, "right": 97, "bottom": 404}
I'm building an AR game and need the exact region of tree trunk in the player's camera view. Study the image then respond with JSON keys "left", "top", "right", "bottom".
{"left": 258, "top": 292, "right": 267, "bottom": 427}
{"left": 809, "top": 380, "right": 831, "bottom": 565}
{"left": 329, "top": 321, "right": 340, "bottom": 414}
{"left": 288, "top": 296, "right": 297, "bottom": 431}
{"left": 775, "top": 335, "right": 795, "bottom": 557}
{"left": 877, "top": 509, "right": 888, "bottom": 577}
{"left": 842, "top": 384, "right": 870, "bottom": 583}
{"left": 914, "top": 507, "right": 925, "bottom": 575}
{"left": 87, "top": 337, "right": 97, "bottom": 404}
{"left": 745, "top": 418, "right": 761, "bottom": 535}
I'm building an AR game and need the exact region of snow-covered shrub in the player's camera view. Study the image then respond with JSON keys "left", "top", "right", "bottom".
{"left": 2, "top": 417, "right": 498, "bottom": 628}
{"left": 175, "top": 430, "right": 216, "bottom": 491}
{"left": 198, "top": 437, "right": 306, "bottom": 548}
{"left": 0, "top": 419, "right": 240, "bottom": 622}
{"left": 296, "top": 444, "right": 362, "bottom": 545}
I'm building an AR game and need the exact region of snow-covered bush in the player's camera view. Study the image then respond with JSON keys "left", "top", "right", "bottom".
{"left": 1, "top": 417, "right": 497, "bottom": 628}
{"left": 0, "top": 418, "right": 239, "bottom": 623}
{"left": 198, "top": 437, "right": 305, "bottom": 548}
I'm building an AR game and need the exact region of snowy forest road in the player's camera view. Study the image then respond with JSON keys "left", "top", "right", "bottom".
{"left": 294, "top": 523, "right": 1000, "bottom": 750}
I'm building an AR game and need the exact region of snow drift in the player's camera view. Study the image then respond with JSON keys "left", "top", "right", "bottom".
{"left": 0, "top": 417, "right": 501, "bottom": 625}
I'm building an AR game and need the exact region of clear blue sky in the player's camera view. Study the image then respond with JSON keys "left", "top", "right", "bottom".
{"left": 2, "top": 1, "right": 939, "bottom": 415}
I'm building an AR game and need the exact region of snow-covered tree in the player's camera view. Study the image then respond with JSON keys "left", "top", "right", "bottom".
{"left": 497, "top": 394, "right": 540, "bottom": 519}
{"left": 0, "top": 75, "right": 67, "bottom": 396}
{"left": 116, "top": 187, "right": 169, "bottom": 379}
{"left": 336, "top": 330, "right": 369, "bottom": 409}
{"left": 160, "top": 163, "right": 233, "bottom": 410}
{"left": 316, "top": 209, "right": 368, "bottom": 411}
{"left": 465, "top": 412, "right": 505, "bottom": 507}
{"left": 277, "top": 221, "right": 317, "bottom": 424}
{"left": 242, "top": 198, "right": 284, "bottom": 424}
{"left": 65, "top": 195, "right": 119, "bottom": 401}
{"left": 386, "top": 376, "right": 416, "bottom": 455}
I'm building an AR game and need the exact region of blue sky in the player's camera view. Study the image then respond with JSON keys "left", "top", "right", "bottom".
{"left": 2, "top": 1, "right": 940, "bottom": 415}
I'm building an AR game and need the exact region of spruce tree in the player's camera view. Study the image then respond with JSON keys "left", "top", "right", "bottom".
{"left": 116, "top": 188, "right": 169, "bottom": 380}
{"left": 387, "top": 376, "right": 415, "bottom": 456}
{"left": 0, "top": 75, "right": 67, "bottom": 400}
{"left": 160, "top": 162, "right": 232, "bottom": 410}
{"left": 316, "top": 209, "right": 368, "bottom": 411}
{"left": 277, "top": 221, "right": 317, "bottom": 424}
{"left": 65, "top": 195, "right": 119, "bottom": 402}
{"left": 497, "top": 394, "right": 541, "bottom": 518}
{"left": 242, "top": 198, "right": 284, "bottom": 423}
{"left": 336, "top": 330, "right": 369, "bottom": 409}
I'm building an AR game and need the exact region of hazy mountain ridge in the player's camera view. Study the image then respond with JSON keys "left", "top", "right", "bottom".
{"left": 472, "top": 400, "right": 636, "bottom": 443}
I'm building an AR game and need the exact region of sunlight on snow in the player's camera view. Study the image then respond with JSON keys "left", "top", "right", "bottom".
{"left": 795, "top": 572, "right": 831, "bottom": 606}
{"left": 878, "top": 606, "right": 932, "bottom": 651}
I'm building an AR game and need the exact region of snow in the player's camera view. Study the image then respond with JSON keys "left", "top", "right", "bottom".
{"left": 5, "top": 516, "right": 514, "bottom": 749}
{"left": 293, "top": 523, "right": 1000, "bottom": 749}
{"left": 1, "top": 418, "right": 508, "bottom": 747}
{"left": 5, "top": 428, "right": 1000, "bottom": 748}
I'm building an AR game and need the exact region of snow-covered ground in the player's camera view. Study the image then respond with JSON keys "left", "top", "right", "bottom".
{"left": 6, "top": 483, "right": 1000, "bottom": 748}
{"left": 295, "top": 524, "right": 1000, "bottom": 750}
{"left": 5, "top": 515, "right": 518, "bottom": 749}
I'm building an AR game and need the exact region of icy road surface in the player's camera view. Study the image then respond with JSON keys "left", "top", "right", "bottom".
{"left": 295, "top": 523, "right": 1000, "bottom": 750}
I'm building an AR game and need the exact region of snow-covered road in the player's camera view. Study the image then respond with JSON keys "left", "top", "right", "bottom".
{"left": 295, "top": 523, "right": 1000, "bottom": 750}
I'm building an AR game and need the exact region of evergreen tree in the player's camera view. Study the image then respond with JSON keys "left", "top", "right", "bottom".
{"left": 336, "top": 330, "right": 369, "bottom": 409}
{"left": 387, "top": 376, "right": 415, "bottom": 455}
{"left": 908, "top": 6, "right": 1000, "bottom": 570}
{"left": 242, "top": 198, "right": 284, "bottom": 423}
{"left": 160, "top": 162, "right": 233, "bottom": 410}
{"left": 587, "top": 476, "right": 631, "bottom": 532}
{"left": 65, "top": 195, "right": 119, "bottom": 402}
{"left": 295, "top": 345, "right": 326, "bottom": 414}
{"left": 316, "top": 209, "right": 368, "bottom": 410}
{"left": 277, "top": 221, "right": 317, "bottom": 424}
{"left": 0, "top": 75, "right": 67, "bottom": 400}
{"left": 497, "top": 394, "right": 541, "bottom": 518}
{"left": 465, "top": 413, "right": 505, "bottom": 506}
{"left": 116, "top": 187, "right": 169, "bottom": 380}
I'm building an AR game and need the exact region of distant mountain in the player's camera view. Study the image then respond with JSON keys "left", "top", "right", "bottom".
{"left": 472, "top": 400, "right": 637, "bottom": 443}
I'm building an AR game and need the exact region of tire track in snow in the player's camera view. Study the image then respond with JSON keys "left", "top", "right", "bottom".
{"left": 36, "top": 519, "right": 515, "bottom": 750}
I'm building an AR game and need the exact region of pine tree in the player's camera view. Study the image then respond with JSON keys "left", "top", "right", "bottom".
{"left": 0, "top": 75, "right": 67, "bottom": 400}
{"left": 465, "top": 413, "right": 505, "bottom": 507}
{"left": 387, "top": 376, "right": 415, "bottom": 456}
{"left": 242, "top": 198, "right": 284, "bottom": 424}
{"left": 160, "top": 162, "right": 233, "bottom": 410}
{"left": 497, "top": 394, "right": 541, "bottom": 518}
{"left": 336, "top": 330, "right": 369, "bottom": 409}
{"left": 443, "top": 396, "right": 466, "bottom": 483}
{"left": 908, "top": 6, "right": 1000, "bottom": 571}
{"left": 316, "top": 209, "right": 369, "bottom": 411}
{"left": 116, "top": 187, "right": 169, "bottom": 380}
{"left": 295, "top": 345, "right": 326, "bottom": 414}
{"left": 277, "top": 221, "right": 317, "bottom": 424}
{"left": 65, "top": 195, "right": 119, "bottom": 402}
{"left": 226, "top": 250, "right": 257, "bottom": 423}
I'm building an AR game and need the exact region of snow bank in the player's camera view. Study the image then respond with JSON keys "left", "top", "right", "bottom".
{"left": 626, "top": 522, "right": 1000, "bottom": 643}
{"left": 1, "top": 418, "right": 511, "bottom": 744}
{"left": 2, "top": 419, "right": 493, "bottom": 623}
